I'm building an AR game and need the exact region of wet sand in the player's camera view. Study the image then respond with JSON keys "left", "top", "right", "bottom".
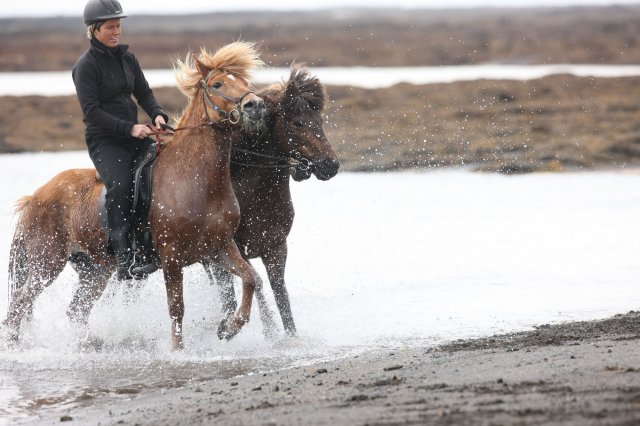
{"left": 32, "top": 311, "right": 640, "bottom": 425}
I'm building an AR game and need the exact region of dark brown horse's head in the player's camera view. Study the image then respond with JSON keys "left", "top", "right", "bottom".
{"left": 175, "top": 42, "right": 266, "bottom": 128}
{"left": 260, "top": 64, "right": 340, "bottom": 181}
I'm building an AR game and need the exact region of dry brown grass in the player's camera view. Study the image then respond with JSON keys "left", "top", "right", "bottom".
{"left": 2, "top": 75, "right": 640, "bottom": 173}
{"left": 327, "top": 75, "right": 640, "bottom": 173}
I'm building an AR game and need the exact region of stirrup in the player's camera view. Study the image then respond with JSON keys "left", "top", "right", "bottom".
{"left": 116, "top": 264, "right": 135, "bottom": 281}
{"left": 131, "top": 262, "right": 158, "bottom": 278}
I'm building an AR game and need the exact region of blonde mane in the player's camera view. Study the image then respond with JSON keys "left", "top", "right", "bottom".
{"left": 173, "top": 41, "right": 264, "bottom": 98}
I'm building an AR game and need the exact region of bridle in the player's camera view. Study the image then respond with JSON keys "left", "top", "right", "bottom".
{"left": 199, "top": 70, "right": 255, "bottom": 125}
{"left": 154, "top": 73, "right": 312, "bottom": 172}
{"left": 153, "top": 71, "right": 256, "bottom": 139}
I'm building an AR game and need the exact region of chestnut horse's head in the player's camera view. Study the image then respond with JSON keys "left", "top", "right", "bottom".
{"left": 174, "top": 42, "right": 265, "bottom": 128}
{"left": 261, "top": 64, "right": 340, "bottom": 181}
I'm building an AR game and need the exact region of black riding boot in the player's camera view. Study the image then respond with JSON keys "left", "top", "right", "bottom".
{"left": 112, "top": 233, "right": 158, "bottom": 280}
{"left": 111, "top": 234, "right": 135, "bottom": 281}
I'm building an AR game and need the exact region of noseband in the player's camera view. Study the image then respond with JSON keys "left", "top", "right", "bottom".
{"left": 200, "top": 71, "right": 255, "bottom": 125}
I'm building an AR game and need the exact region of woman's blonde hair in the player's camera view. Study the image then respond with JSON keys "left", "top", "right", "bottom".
{"left": 86, "top": 21, "right": 104, "bottom": 39}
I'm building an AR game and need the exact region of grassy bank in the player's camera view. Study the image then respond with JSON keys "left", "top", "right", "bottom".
{"left": 2, "top": 75, "right": 640, "bottom": 173}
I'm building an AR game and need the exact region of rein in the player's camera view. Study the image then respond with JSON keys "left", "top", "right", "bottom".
{"left": 149, "top": 126, "right": 311, "bottom": 171}
{"left": 231, "top": 147, "right": 312, "bottom": 171}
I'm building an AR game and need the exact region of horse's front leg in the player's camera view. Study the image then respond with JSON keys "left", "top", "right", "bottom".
{"left": 216, "top": 242, "right": 257, "bottom": 340}
{"left": 162, "top": 262, "right": 185, "bottom": 350}
{"left": 202, "top": 259, "right": 237, "bottom": 317}
{"left": 263, "top": 243, "right": 296, "bottom": 336}
{"left": 204, "top": 259, "right": 277, "bottom": 339}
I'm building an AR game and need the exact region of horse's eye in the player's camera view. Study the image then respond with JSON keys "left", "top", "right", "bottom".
{"left": 293, "top": 119, "right": 304, "bottom": 128}
{"left": 211, "top": 81, "right": 223, "bottom": 89}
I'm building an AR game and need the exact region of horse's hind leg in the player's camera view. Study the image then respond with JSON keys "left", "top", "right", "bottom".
{"left": 263, "top": 244, "right": 297, "bottom": 336}
{"left": 4, "top": 265, "right": 64, "bottom": 342}
{"left": 202, "top": 259, "right": 237, "bottom": 316}
{"left": 5, "top": 230, "right": 72, "bottom": 342}
{"left": 67, "top": 253, "right": 113, "bottom": 325}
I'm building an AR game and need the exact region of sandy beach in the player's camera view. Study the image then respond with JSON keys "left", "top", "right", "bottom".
{"left": 25, "top": 311, "right": 639, "bottom": 425}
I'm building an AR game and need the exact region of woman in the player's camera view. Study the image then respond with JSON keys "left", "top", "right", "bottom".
{"left": 72, "top": 0, "right": 168, "bottom": 280}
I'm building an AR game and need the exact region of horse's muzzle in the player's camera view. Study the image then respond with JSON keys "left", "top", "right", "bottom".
{"left": 312, "top": 158, "right": 340, "bottom": 181}
{"left": 241, "top": 96, "right": 266, "bottom": 122}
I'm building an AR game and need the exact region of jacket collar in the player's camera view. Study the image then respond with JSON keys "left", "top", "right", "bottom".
{"left": 90, "top": 37, "right": 129, "bottom": 56}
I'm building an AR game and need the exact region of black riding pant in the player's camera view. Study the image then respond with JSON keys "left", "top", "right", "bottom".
{"left": 86, "top": 134, "right": 154, "bottom": 254}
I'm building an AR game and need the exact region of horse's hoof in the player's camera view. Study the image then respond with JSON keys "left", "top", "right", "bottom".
{"left": 284, "top": 329, "right": 298, "bottom": 338}
{"left": 1, "top": 326, "right": 19, "bottom": 348}
{"left": 217, "top": 316, "right": 243, "bottom": 341}
{"left": 217, "top": 319, "right": 231, "bottom": 340}
{"left": 78, "top": 336, "right": 104, "bottom": 352}
{"left": 170, "top": 333, "right": 184, "bottom": 351}
{"left": 262, "top": 325, "right": 278, "bottom": 342}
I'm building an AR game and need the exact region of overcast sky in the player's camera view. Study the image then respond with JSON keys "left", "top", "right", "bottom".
{"left": 2, "top": 0, "right": 639, "bottom": 17}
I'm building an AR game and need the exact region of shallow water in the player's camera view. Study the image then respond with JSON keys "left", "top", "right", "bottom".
{"left": 0, "top": 152, "right": 639, "bottom": 423}
{"left": 2, "top": 64, "right": 640, "bottom": 95}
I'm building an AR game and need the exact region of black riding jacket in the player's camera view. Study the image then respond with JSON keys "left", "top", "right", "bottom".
{"left": 72, "top": 38, "right": 167, "bottom": 138}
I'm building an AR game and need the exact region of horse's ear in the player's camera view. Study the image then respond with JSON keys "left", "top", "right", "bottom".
{"left": 283, "top": 77, "right": 297, "bottom": 111}
{"left": 193, "top": 54, "right": 210, "bottom": 78}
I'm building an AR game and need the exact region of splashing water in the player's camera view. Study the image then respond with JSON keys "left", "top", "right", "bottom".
{"left": 0, "top": 151, "right": 639, "bottom": 421}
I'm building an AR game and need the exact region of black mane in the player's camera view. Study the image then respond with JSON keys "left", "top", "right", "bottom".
{"left": 284, "top": 63, "right": 326, "bottom": 113}
{"left": 258, "top": 63, "right": 326, "bottom": 115}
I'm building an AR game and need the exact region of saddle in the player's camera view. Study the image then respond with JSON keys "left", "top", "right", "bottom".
{"left": 97, "top": 143, "right": 160, "bottom": 267}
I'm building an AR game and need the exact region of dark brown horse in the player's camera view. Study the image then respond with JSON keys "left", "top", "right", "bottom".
{"left": 203, "top": 64, "right": 340, "bottom": 336}
{"left": 5, "top": 42, "right": 266, "bottom": 349}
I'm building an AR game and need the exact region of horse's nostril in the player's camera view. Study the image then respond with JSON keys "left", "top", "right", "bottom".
{"left": 313, "top": 158, "right": 340, "bottom": 180}
{"left": 243, "top": 101, "right": 255, "bottom": 110}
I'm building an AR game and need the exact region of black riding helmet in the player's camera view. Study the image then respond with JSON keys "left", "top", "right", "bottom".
{"left": 83, "top": 0, "right": 128, "bottom": 26}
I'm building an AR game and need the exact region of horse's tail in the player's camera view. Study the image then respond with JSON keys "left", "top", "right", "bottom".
{"left": 8, "top": 196, "right": 31, "bottom": 304}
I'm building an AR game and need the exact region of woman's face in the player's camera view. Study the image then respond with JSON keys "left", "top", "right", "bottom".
{"left": 94, "top": 18, "right": 121, "bottom": 48}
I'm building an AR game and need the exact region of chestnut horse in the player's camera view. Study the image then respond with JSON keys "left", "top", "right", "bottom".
{"left": 5, "top": 42, "right": 266, "bottom": 349}
{"left": 203, "top": 64, "right": 340, "bottom": 336}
